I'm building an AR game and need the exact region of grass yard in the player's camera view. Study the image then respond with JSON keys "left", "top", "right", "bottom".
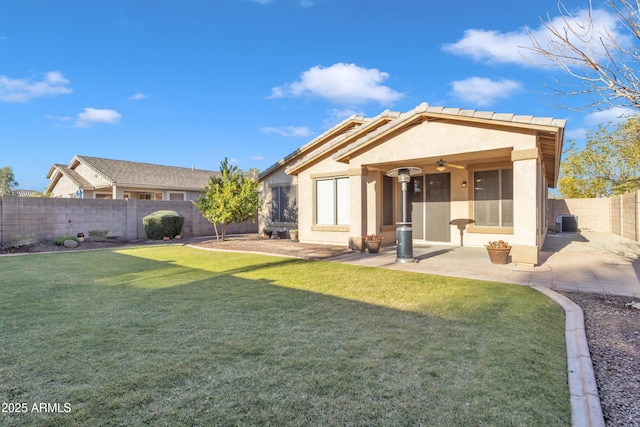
{"left": 1, "top": 246, "right": 570, "bottom": 426}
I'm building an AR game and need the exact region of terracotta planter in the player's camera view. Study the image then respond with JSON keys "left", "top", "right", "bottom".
{"left": 277, "top": 231, "right": 287, "bottom": 239}
{"left": 487, "top": 247, "right": 510, "bottom": 264}
{"left": 364, "top": 240, "right": 382, "bottom": 254}
{"left": 290, "top": 231, "right": 299, "bottom": 241}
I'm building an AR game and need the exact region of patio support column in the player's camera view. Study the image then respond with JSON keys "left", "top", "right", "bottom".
{"left": 512, "top": 148, "right": 540, "bottom": 266}
{"left": 112, "top": 186, "right": 124, "bottom": 199}
{"left": 348, "top": 166, "right": 367, "bottom": 251}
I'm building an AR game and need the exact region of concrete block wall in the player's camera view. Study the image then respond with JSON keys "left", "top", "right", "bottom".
{"left": 0, "top": 195, "right": 258, "bottom": 247}
{"left": 621, "top": 192, "right": 638, "bottom": 241}
{"left": 611, "top": 195, "right": 621, "bottom": 236}
{"left": 547, "top": 197, "right": 611, "bottom": 232}
{"left": 548, "top": 191, "right": 640, "bottom": 243}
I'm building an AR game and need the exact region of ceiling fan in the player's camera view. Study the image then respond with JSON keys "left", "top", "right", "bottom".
{"left": 435, "top": 158, "right": 465, "bottom": 171}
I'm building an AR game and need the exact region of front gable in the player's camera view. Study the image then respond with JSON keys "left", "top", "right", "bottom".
{"left": 273, "top": 103, "right": 565, "bottom": 188}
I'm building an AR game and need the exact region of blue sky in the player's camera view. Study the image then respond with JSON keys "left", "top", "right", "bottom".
{"left": 1, "top": 0, "right": 635, "bottom": 191}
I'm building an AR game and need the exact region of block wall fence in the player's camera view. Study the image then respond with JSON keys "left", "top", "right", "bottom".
{"left": 548, "top": 190, "right": 640, "bottom": 242}
{"left": 0, "top": 195, "right": 258, "bottom": 247}
{"left": 2, "top": 192, "right": 639, "bottom": 247}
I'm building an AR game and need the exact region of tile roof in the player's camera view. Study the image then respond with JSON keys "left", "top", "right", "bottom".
{"left": 332, "top": 102, "right": 565, "bottom": 162}
{"left": 14, "top": 190, "right": 43, "bottom": 197}
{"left": 260, "top": 102, "right": 566, "bottom": 186}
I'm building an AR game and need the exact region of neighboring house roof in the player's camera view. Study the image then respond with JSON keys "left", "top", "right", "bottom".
{"left": 45, "top": 155, "right": 219, "bottom": 194}
{"left": 46, "top": 163, "right": 94, "bottom": 192}
{"left": 14, "top": 189, "right": 43, "bottom": 197}
{"left": 261, "top": 102, "right": 566, "bottom": 187}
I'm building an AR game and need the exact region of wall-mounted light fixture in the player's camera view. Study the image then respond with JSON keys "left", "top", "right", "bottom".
{"left": 461, "top": 181, "right": 467, "bottom": 188}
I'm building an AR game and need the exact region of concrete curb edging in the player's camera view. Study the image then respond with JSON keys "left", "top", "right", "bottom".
{"left": 532, "top": 286, "right": 605, "bottom": 427}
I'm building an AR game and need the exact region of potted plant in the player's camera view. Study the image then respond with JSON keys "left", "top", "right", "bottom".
{"left": 76, "top": 232, "right": 85, "bottom": 242}
{"left": 485, "top": 240, "right": 512, "bottom": 264}
{"left": 263, "top": 228, "right": 273, "bottom": 239}
{"left": 290, "top": 229, "right": 299, "bottom": 241}
{"left": 277, "top": 229, "right": 287, "bottom": 239}
{"left": 364, "top": 234, "right": 383, "bottom": 253}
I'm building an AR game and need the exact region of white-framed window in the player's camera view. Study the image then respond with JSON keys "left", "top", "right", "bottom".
{"left": 271, "top": 185, "right": 298, "bottom": 223}
{"left": 473, "top": 169, "right": 513, "bottom": 227}
{"left": 169, "top": 192, "right": 186, "bottom": 201}
{"left": 316, "top": 177, "right": 349, "bottom": 226}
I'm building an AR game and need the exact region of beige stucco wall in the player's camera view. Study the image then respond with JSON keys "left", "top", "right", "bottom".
{"left": 49, "top": 175, "right": 81, "bottom": 198}
{"left": 73, "top": 163, "right": 111, "bottom": 187}
{"left": 297, "top": 157, "right": 351, "bottom": 245}
{"left": 259, "top": 117, "right": 554, "bottom": 265}
{"left": 258, "top": 168, "right": 298, "bottom": 233}
{"left": 346, "top": 121, "right": 537, "bottom": 166}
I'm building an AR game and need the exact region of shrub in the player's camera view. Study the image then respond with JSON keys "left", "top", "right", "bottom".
{"left": 10, "top": 233, "right": 37, "bottom": 248}
{"left": 88, "top": 230, "right": 109, "bottom": 242}
{"left": 143, "top": 210, "right": 185, "bottom": 240}
{"left": 53, "top": 235, "right": 79, "bottom": 246}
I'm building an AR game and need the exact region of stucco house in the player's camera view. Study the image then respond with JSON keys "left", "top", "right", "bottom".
{"left": 258, "top": 102, "right": 565, "bottom": 267}
{"left": 45, "top": 155, "right": 219, "bottom": 201}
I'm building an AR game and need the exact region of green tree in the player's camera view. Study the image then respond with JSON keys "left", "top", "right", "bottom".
{"left": 559, "top": 116, "right": 640, "bottom": 197}
{"left": 194, "top": 158, "right": 259, "bottom": 240}
{"left": 0, "top": 166, "right": 19, "bottom": 195}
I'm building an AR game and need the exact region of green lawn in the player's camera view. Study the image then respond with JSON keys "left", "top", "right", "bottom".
{"left": 1, "top": 246, "right": 570, "bottom": 426}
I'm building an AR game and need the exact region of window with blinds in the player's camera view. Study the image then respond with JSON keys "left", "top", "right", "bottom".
{"left": 316, "top": 177, "right": 349, "bottom": 226}
{"left": 473, "top": 169, "right": 513, "bottom": 227}
{"left": 271, "top": 185, "right": 298, "bottom": 223}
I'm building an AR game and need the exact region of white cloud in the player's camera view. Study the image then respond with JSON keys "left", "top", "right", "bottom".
{"left": 449, "top": 77, "right": 522, "bottom": 106}
{"left": 0, "top": 71, "right": 72, "bottom": 103}
{"left": 73, "top": 108, "right": 122, "bottom": 128}
{"left": 44, "top": 114, "right": 73, "bottom": 122}
{"left": 129, "top": 93, "right": 148, "bottom": 100}
{"left": 322, "top": 107, "right": 366, "bottom": 128}
{"left": 443, "top": 8, "right": 630, "bottom": 66}
{"left": 583, "top": 107, "right": 637, "bottom": 126}
{"left": 270, "top": 63, "right": 404, "bottom": 105}
{"left": 443, "top": 29, "right": 531, "bottom": 64}
{"left": 251, "top": 156, "right": 265, "bottom": 161}
{"left": 251, "top": 0, "right": 312, "bottom": 5}
{"left": 564, "top": 127, "right": 586, "bottom": 140}
{"left": 260, "top": 126, "right": 314, "bottom": 137}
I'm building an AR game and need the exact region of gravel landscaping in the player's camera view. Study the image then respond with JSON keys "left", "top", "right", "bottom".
{"left": 561, "top": 292, "right": 640, "bottom": 427}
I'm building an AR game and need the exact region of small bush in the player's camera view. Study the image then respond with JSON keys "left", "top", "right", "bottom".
{"left": 11, "top": 233, "right": 37, "bottom": 248}
{"left": 53, "top": 235, "right": 79, "bottom": 246}
{"left": 88, "top": 230, "right": 109, "bottom": 242}
{"left": 143, "top": 210, "right": 185, "bottom": 240}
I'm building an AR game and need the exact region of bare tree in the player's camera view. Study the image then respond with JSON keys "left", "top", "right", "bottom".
{"left": 528, "top": 0, "right": 640, "bottom": 111}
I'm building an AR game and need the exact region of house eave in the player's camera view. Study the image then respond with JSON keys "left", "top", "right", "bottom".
{"left": 258, "top": 114, "right": 368, "bottom": 181}
{"left": 333, "top": 111, "right": 566, "bottom": 164}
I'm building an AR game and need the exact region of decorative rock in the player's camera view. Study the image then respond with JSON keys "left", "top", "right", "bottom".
{"left": 174, "top": 235, "right": 182, "bottom": 240}
{"left": 63, "top": 239, "right": 79, "bottom": 248}
{"left": 163, "top": 236, "right": 170, "bottom": 241}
